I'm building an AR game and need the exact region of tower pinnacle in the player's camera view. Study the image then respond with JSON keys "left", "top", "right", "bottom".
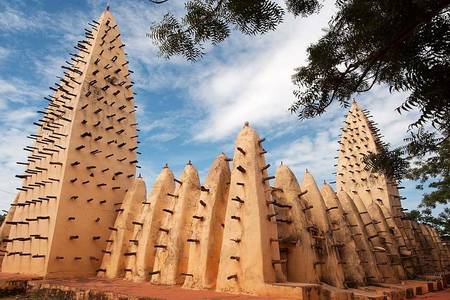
{"left": 1, "top": 9, "right": 138, "bottom": 277}
{"left": 336, "top": 103, "right": 402, "bottom": 218}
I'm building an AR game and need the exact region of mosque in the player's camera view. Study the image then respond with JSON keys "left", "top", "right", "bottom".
{"left": 0, "top": 7, "right": 448, "bottom": 300}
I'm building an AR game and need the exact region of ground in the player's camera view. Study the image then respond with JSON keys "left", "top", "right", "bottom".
{"left": 0, "top": 273, "right": 448, "bottom": 299}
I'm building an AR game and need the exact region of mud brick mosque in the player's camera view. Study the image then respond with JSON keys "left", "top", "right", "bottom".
{"left": 0, "top": 7, "right": 448, "bottom": 300}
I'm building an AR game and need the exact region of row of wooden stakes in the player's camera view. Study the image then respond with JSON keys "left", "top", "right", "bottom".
{"left": 93, "top": 125, "right": 449, "bottom": 297}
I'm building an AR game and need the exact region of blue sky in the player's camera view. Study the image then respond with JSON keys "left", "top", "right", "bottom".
{"left": 0, "top": 0, "right": 437, "bottom": 213}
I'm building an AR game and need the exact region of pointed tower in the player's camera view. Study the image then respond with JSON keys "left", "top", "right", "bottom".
{"left": 418, "top": 223, "right": 444, "bottom": 272}
{"left": 427, "top": 226, "right": 450, "bottom": 271}
{"left": 124, "top": 165, "right": 175, "bottom": 282}
{"left": 183, "top": 154, "right": 231, "bottom": 290}
{"left": 366, "top": 201, "right": 408, "bottom": 280}
{"left": 320, "top": 183, "right": 365, "bottom": 287}
{"left": 402, "top": 219, "right": 427, "bottom": 273}
{"left": 349, "top": 192, "right": 400, "bottom": 283}
{"left": 215, "top": 123, "right": 287, "bottom": 295}
{"left": 336, "top": 190, "right": 383, "bottom": 283}
{"left": 300, "top": 171, "right": 346, "bottom": 288}
{"left": 336, "top": 101, "right": 425, "bottom": 274}
{"left": 336, "top": 101, "right": 403, "bottom": 219}
{"left": 97, "top": 177, "right": 146, "bottom": 278}
{"left": 376, "top": 204, "right": 416, "bottom": 277}
{"left": 150, "top": 162, "right": 201, "bottom": 285}
{"left": 1, "top": 8, "right": 138, "bottom": 277}
{"left": 272, "top": 164, "right": 319, "bottom": 284}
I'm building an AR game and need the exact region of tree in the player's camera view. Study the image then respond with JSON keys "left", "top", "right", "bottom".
{"left": 405, "top": 130, "right": 449, "bottom": 208}
{"left": 405, "top": 208, "right": 450, "bottom": 237}
{"left": 379, "top": 130, "right": 450, "bottom": 237}
{"left": 149, "top": 0, "right": 449, "bottom": 130}
{"left": 363, "top": 128, "right": 449, "bottom": 210}
{"left": 149, "top": 1, "right": 321, "bottom": 60}
{"left": 287, "top": 0, "right": 450, "bottom": 213}
{"left": 289, "top": 0, "right": 450, "bottom": 131}
{"left": 148, "top": 0, "right": 450, "bottom": 211}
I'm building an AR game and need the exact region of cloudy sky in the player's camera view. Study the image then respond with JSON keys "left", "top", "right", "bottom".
{"left": 0, "top": 0, "right": 433, "bottom": 212}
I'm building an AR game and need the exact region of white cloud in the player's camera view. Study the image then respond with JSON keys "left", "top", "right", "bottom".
{"left": 0, "top": 128, "right": 30, "bottom": 210}
{"left": 0, "top": 47, "right": 10, "bottom": 62}
{"left": 270, "top": 130, "right": 338, "bottom": 181}
{"left": 266, "top": 87, "right": 420, "bottom": 181}
{"left": 33, "top": 55, "right": 67, "bottom": 85}
{"left": 146, "top": 132, "right": 178, "bottom": 142}
{"left": 0, "top": 78, "right": 44, "bottom": 107}
{"left": 0, "top": 80, "right": 18, "bottom": 94}
{"left": 98, "top": 0, "right": 192, "bottom": 92}
{"left": 0, "top": 107, "right": 37, "bottom": 129}
{"left": 0, "top": 0, "right": 434, "bottom": 213}
{"left": 0, "top": 3, "right": 42, "bottom": 32}
{"left": 357, "top": 86, "right": 419, "bottom": 147}
{"left": 181, "top": 3, "right": 336, "bottom": 142}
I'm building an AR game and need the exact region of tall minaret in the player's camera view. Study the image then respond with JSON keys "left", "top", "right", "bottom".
{"left": 1, "top": 7, "right": 138, "bottom": 277}
{"left": 335, "top": 101, "right": 403, "bottom": 219}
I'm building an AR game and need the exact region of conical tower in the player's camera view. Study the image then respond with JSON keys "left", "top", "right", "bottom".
{"left": 336, "top": 190, "right": 383, "bottom": 283}
{"left": 336, "top": 101, "right": 402, "bottom": 218}
{"left": 366, "top": 201, "right": 408, "bottom": 279}
{"left": 272, "top": 164, "right": 319, "bottom": 284}
{"left": 1, "top": 8, "right": 138, "bottom": 277}
{"left": 150, "top": 162, "right": 201, "bottom": 285}
{"left": 300, "top": 171, "right": 346, "bottom": 288}
{"left": 427, "top": 226, "right": 450, "bottom": 271}
{"left": 183, "top": 154, "right": 231, "bottom": 289}
{"left": 418, "top": 223, "right": 444, "bottom": 272}
{"left": 215, "top": 123, "right": 287, "bottom": 295}
{"left": 336, "top": 102, "right": 424, "bottom": 274}
{"left": 124, "top": 165, "right": 175, "bottom": 281}
{"left": 350, "top": 192, "right": 400, "bottom": 283}
{"left": 320, "top": 183, "right": 366, "bottom": 287}
{"left": 97, "top": 177, "right": 146, "bottom": 278}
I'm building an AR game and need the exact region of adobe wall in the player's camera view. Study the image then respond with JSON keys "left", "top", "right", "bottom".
{"left": 98, "top": 178, "right": 146, "bottom": 278}
{"left": 183, "top": 154, "right": 231, "bottom": 289}
{"left": 150, "top": 163, "right": 200, "bottom": 285}
{"left": 124, "top": 166, "right": 175, "bottom": 281}
{"left": 1, "top": 9, "right": 137, "bottom": 277}
{"left": 273, "top": 164, "right": 319, "bottom": 284}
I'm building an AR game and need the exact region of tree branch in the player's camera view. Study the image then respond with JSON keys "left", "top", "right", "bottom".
{"left": 149, "top": 0, "right": 170, "bottom": 3}
{"left": 333, "top": 0, "right": 450, "bottom": 98}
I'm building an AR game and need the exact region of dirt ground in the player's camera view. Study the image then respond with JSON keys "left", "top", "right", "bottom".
{"left": 30, "top": 277, "right": 266, "bottom": 299}
{"left": 0, "top": 273, "right": 448, "bottom": 299}
{"left": 415, "top": 288, "right": 450, "bottom": 300}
